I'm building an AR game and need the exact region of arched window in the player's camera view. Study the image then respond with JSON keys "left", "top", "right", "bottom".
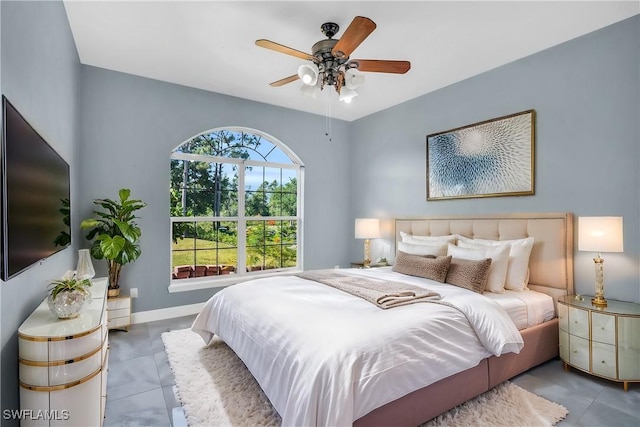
{"left": 169, "top": 127, "right": 303, "bottom": 290}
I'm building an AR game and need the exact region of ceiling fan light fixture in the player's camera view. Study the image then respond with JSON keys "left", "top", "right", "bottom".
{"left": 344, "top": 69, "right": 365, "bottom": 89}
{"left": 297, "top": 63, "right": 319, "bottom": 86}
{"left": 339, "top": 87, "right": 358, "bottom": 103}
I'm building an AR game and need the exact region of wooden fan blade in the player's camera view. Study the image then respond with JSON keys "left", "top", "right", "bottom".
{"left": 349, "top": 59, "right": 411, "bottom": 74}
{"left": 331, "top": 16, "right": 376, "bottom": 58}
{"left": 256, "top": 39, "right": 314, "bottom": 61}
{"left": 270, "top": 74, "right": 300, "bottom": 87}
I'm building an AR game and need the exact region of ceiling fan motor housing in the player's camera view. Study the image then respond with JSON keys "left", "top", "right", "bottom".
{"left": 312, "top": 38, "right": 348, "bottom": 88}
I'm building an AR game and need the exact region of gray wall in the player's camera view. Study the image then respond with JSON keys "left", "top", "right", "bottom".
{"left": 0, "top": 0, "right": 81, "bottom": 418}
{"left": 78, "top": 67, "right": 352, "bottom": 312}
{"left": 0, "top": 1, "right": 638, "bottom": 419}
{"left": 350, "top": 15, "right": 640, "bottom": 303}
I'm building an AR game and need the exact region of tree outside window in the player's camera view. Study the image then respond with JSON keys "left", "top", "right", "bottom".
{"left": 170, "top": 128, "right": 302, "bottom": 281}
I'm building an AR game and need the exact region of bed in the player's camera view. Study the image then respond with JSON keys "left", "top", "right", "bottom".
{"left": 192, "top": 212, "right": 574, "bottom": 426}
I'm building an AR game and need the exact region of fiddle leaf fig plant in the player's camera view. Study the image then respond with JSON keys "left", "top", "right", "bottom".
{"left": 81, "top": 188, "right": 146, "bottom": 292}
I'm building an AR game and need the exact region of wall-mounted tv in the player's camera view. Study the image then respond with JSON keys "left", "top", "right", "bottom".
{"left": 1, "top": 96, "right": 71, "bottom": 281}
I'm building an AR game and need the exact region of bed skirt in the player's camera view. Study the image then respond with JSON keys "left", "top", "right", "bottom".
{"left": 354, "top": 318, "right": 559, "bottom": 427}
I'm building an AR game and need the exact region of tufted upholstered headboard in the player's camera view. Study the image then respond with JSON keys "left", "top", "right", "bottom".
{"left": 395, "top": 212, "right": 574, "bottom": 301}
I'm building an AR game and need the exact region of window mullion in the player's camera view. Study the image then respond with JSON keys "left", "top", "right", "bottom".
{"left": 237, "top": 162, "right": 247, "bottom": 274}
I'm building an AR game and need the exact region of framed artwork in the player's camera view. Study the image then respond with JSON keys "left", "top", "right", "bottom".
{"left": 426, "top": 109, "right": 535, "bottom": 201}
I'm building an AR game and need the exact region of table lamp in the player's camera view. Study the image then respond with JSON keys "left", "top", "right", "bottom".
{"left": 578, "top": 216, "right": 624, "bottom": 307}
{"left": 355, "top": 218, "right": 380, "bottom": 267}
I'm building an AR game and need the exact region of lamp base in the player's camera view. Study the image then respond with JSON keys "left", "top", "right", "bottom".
{"left": 591, "top": 295, "right": 608, "bottom": 307}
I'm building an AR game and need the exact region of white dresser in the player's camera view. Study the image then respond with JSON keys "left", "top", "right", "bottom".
{"left": 18, "top": 278, "right": 109, "bottom": 426}
{"left": 558, "top": 295, "right": 640, "bottom": 391}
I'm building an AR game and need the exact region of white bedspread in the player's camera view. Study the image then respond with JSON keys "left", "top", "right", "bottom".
{"left": 484, "top": 289, "right": 556, "bottom": 329}
{"left": 192, "top": 268, "right": 524, "bottom": 427}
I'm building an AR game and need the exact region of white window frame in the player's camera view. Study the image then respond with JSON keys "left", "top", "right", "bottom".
{"left": 168, "top": 127, "right": 304, "bottom": 293}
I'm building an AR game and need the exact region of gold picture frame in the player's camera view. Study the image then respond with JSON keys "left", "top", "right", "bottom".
{"left": 426, "top": 109, "right": 535, "bottom": 201}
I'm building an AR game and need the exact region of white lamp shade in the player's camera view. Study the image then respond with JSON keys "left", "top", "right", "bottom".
{"left": 344, "top": 69, "right": 365, "bottom": 89}
{"left": 355, "top": 218, "right": 380, "bottom": 239}
{"left": 578, "top": 216, "right": 624, "bottom": 252}
{"left": 297, "top": 63, "right": 319, "bottom": 86}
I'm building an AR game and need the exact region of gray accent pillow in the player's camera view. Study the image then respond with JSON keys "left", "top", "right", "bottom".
{"left": 445, "top": 257, "right": 492, "bottom": 293}
{"left": 392, "top": 251, "right": 452, "bottom": 282}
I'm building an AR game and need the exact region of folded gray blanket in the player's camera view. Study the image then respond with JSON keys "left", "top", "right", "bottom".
{"left": 296, "top": 270, "right": 441, "bottom": 309}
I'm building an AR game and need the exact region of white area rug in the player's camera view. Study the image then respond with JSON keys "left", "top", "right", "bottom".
{"left": 162, "top": 328, "right": 568, "bottom": 427}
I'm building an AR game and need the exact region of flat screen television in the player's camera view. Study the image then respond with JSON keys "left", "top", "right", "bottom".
{"left": 1, "top": 96, "right": 71, "bottom": 281}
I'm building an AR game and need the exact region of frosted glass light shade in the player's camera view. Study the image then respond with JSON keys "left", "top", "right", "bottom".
{"left": 344, "top": 69, "right": 365, "bottom": 89}
{"left": 355, "top": 218, "right": 380, "bottom": 239}
{"left": 578, "top": 217, "right": 624, "bottom": 253}
{"left": 338, "top": 87, "right": 358, "bottom": 103}
{"left": 297, "top": 63, "right": 319, "bottom": 86}
{"left": 76, "top": 249, "right": 95, "bottom": 280}
{"left": 300, "top": 84, "right": 319, "bottom": 99}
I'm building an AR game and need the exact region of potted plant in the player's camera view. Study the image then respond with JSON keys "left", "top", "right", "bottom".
{"left": 81, "top": 188, "right": 146, "bottom": 297}
{"left": 47, "top": 276, "right": 93, "bottom": 319}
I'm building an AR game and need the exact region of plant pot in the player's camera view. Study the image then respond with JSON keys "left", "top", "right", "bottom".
{"left": 47, "top": 288, "right": 92, "bottom": 319}
{"left": 107, "top": 288, "right": 120, "bottom": 298}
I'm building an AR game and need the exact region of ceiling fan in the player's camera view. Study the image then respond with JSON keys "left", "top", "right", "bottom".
{"left": 255, "top": 16, "right": 411, "bottom": 103}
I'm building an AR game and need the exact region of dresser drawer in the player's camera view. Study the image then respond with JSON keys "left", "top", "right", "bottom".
{"left": 592, "top": 341, "right": 616, "bottom": 379}
{"left": 591, "top": 312, "right": 616, "bottom": 345}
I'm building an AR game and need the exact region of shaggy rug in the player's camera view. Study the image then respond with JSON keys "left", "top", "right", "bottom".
{"left": 162, "top": 328, "right": 568, "bottom": 427}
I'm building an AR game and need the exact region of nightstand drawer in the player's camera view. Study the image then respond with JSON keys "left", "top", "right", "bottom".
{"left": 559, "top": 329, "right": 569, "bottom": 361}
{"left": 619, "top": 317, "right": 640, "bottom": 380}
{"left": 568, "top": 307, "right": 589, "bottom": 339}
{"left": 592, "top": 312, "right": 616, "bottom": 345}
{"left": 107, "top": 308, "right": 130, "bottom": 320}
{"left": 592, "top": 341, "right": 616, "bottom": 379}
{"left": 569, "top": 334, "right": 590, "bottom": 371}
{"left": 107, "top": 297, "right": 130, "bottom": 310}
{"left": 107, "top": 317, "right": 130, "bottom": 329}
{"left": 558, "top": 304, "right": 569, "bottom": 333}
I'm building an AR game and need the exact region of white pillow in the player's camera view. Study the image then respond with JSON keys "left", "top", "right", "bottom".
{"left": 455, "top": 236, "right": 533, "bottom": 291}
{"left": 397, "top": 241, "right": 447, "bottom": 257}
{"left": 448, "top": 243, "right": 510, "bottom": 293}
{"left": 400, "top": 232, "right": 456, "bottom": 245}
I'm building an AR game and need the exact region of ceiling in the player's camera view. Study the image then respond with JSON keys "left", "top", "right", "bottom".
{"left": 63, "top": 1, "right": 639, "bottom": 122}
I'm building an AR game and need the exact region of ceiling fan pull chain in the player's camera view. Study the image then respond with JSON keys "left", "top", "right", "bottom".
{"left": 325, "top": 91, "right": 332, "bottom": 142}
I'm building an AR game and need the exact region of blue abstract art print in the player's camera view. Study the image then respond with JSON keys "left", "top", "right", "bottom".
{"left": 426, "top": 110, "right": 535, "bottom": 200}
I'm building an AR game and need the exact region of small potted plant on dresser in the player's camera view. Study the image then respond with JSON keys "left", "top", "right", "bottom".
{"left": 81, "top": 188, "right": 146, "bottom": 297}
{"left": 47, "top": 276, "right": 93, "bottom": 319}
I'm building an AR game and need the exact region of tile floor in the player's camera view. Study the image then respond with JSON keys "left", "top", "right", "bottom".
{"left": 105, "top": 315, "right": 640, "bottom": 426}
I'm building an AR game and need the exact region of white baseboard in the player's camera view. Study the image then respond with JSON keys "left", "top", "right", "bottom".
{"left": 131, "top": 302, "right": 205, "bottom": 324}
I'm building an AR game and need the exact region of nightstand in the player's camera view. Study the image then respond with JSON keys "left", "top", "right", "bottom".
{"left": 107, "top": 295, "right": 131, "bottom": 331}
{"left": 350, "top": 262, "right": 388, "bottom": 269}
{"left": 558, "top": 295, "right": 640, "bottom": 391}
